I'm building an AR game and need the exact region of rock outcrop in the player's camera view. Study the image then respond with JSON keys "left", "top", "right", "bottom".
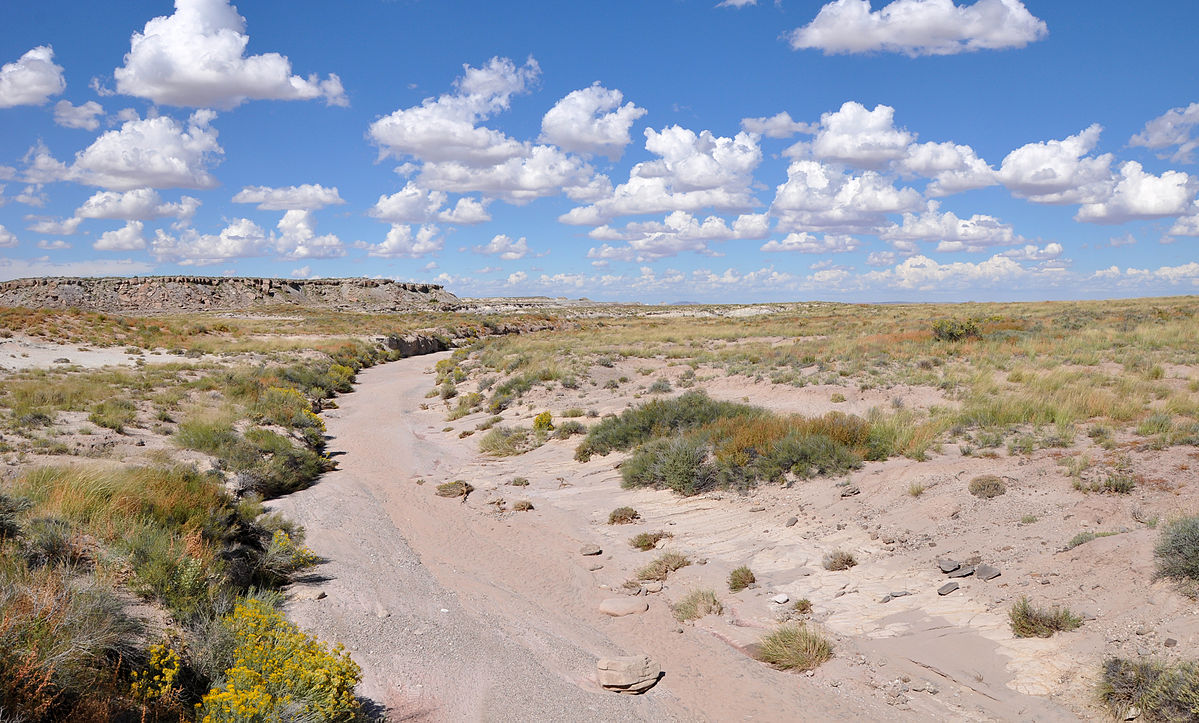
{"left": 0, "top": 276, "right": 459, "bottom": 313}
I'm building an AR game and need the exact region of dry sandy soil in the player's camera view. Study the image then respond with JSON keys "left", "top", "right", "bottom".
{"left": 267, "top": 351, "right": 1199, "bottom": 722}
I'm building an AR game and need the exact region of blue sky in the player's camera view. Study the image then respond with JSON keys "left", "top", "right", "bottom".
{"left": 0, "top": 0, "right": 1196, "bottom": 302}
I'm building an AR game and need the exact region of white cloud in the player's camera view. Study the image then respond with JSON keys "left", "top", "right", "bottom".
{"left": 94, "top": 221, "right": 147, "bottom": 251}
{"left": 37, "top": 239, "right": 71, "bottom": 250}
{"left": 740, "top": 111, "right": 814, "bottom": 139}
{"left": 76, "top": 188, "right": 200, "bottom": 221}
{"left": 440, "top": 196, "right": 492, "bottom": 224}
{"left": 770, "top": 160, "right": 923, "bottom": 232}
{"left": 34, "top": 111, "right": 223, "bottom": 190}
{"left": 369, "top": 182, "right": 493, "bottom": 225}
{"left": 812, "top": 102, "right": 913, "bottom": 169}
{"left": 0, "top": 225, "right": 17, "bottom": 248}
{"left": 789, "top": 0, "right": 1048, "bottom": 57}
{"left": 866, "top": 250, "right": 896, "bottom": 266}
{"left": 1130, "top": 102, "right": 1199, "bottom": 164}
{"left": 275, "top": 209, "right": 344, "bottom": 259}
{"left": 997, "top": 124, "right": 1114, "bottom": 204}
{"left": 760, "top": 233, "right": 861, "bottom": 253}
{"left": 152, "top": 217, "right": 269, "bottom": 264}
{"left": 25, "top": 216, "right": 82, "bottom": 235}
{"left": 290, "top": 265, "right": 312, "bottom": 279}
{"left": 562, "top": 126, "right": 762, "bottom": 224}
{"left": 473, "top": 234, "right": 530, "bottom": 260}
{"left": 1092, "top": 262, "right": 1199, "bottom": 288}
{"left": 586, "top": 211, "right": 769, "bottom": 261}
{"left": 1000, "top": 242, "right": 1062, "bottom": 261}
{"left": 53, "top": 100, "right": 104, "bottom": 130}
{"left": 898, "top": 141, "right": 996, "bottom": 195}
{"left": 866, "top": 252, "right": 1033, "bottom": 290}
{"left": 1167, "top": 200, "right": 1199, "bottom": 237}
{"left": 113, "top": 0, "right": 347, "bottom": 109}
{"left": 881, "top": 201, "right": 1022, "bottom": 250}
{"left": 365, "top": 224, "right": 443, "bottom": 258}
{"left": 0, "top": 256, "right": 154, "bottom": 281}
{"left": 718, "top": 0, "right": 758, "bottom": 6}
{"left": 506, "top": 270, "right": 528, "bottom": 285}
{"left": 1074, "top": 161, "right": 1194, "bottom": 224}
{"left": 232, "top": 183, "right": 344, "bottom": 210}
{"left": 14, "top": 184, "right": 47, "bottom": 207}
{"left": 0, "top": 46, "right": 65, "bottom": 108}
{"left": 417, "top": 145, "right": 606, "bottom": 205}
{"left": 540, "top": 83, "right": 646, "bottom": 160}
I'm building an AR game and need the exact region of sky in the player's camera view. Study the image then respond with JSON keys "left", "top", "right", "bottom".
{"left": 0, "top": 0, "right": 1196, "bottom": 303}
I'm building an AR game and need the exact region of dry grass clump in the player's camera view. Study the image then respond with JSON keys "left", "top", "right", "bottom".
{"left": 637, "top": 552, "right": 691, "bottom": 581}
{"left": 793, "top": 598, "right": 813, "bottom": 615}
{"left": 1154, "top": 514, "right": 1199, "bottom": 590}
{"left": 435, "top": 480, "right": 473, "bottom": 499}
{"left": 968, "top": 475, "right": 1005, "bottom": 498}
{"left": 755, "top": 624, "right": 833, "bottom": 672}
{"left": 608, "top": 506, "right": 640, "bottom": 524}
{"left": 728, "top": 566, "right": 756, "bottom": 592}
{"left": 629, "top": 531, "right": 671, "bottom": 551}
{"left": 512, "top": 500, "right": 534, "bottom": 511}
{"left": 1099, "top": 657, "right": 1199, "bottom": 722}
{"left": 822, "top": 549, "right": 857, "bottom": 571}
{"left": 672, "top": 589, "right": 722, "bottom": 622}
{"left": 1009, "top": 597, "right": 1082, "bottom": 638}
{"left": 478, "top": 426, "right": 543, "bottom": 456}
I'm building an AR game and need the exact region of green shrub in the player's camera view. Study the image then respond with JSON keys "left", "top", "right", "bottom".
{"left": 1100, "top": 657, "right": 1199, "bottom": 722}
{"left": 968, "top": 475, "right": 1005, "bottom": 499}
{"left": 755, "top": 624, "right": 832, "bottom": 671}
{"left": 648, "top": 379, "right": 672, "bottom": 394}
{"left": 1154, "top": 514, "right": 1199, "bottom": 585}
{"left": 553, "top": 420, "right": 586, "bottom": 439}
{"left": 672, "top": 589, "right": 722, "bottom": 622}
{"left": 479, "top": 426, "right": 542, "bottom": 456}
{"left": 931, "top": 318, "right": 980, "bottom": 342}
{"left": 575, "top": 391, "right": 755, "bottom": 461}
{"left": 823, "top": 549, "right": 857, "bottom": 571}
{"left": 1009, "top": 597, "right": 1082, "bottom": 638}
{"left": 88, "top": 399, "right": 137, "bottom": 433}
{"left": 728, "top": 566, "right": 756, "bottom": 592}
{"left": 636, "top": 552, "right": 691, "bottom": 581}
{"left": 1064, "top": 530, "right": 1118, "bottom": 550}
{"left": 608, "top": 506, "right": 640, "bottom": 524}
{"left": 621, "top": 436, "right": 715, "bottom": 496}
{"left": 629, "top": 531, "right": 671, "bottom": 551}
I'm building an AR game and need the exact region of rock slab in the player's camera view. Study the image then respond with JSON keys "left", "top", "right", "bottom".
{"left": 975, "top": 564, "right": 1001, "bottom": 581}
{"left": 938, "top": 582, "right": 960, "bottom": 596}
{"left": 597, "top": 655, "right": 661, "bottom": 694}
{"left": 599, "top": 598, "right": 650, "bottom": 617}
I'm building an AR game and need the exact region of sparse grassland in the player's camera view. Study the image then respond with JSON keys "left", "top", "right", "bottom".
{"left": 1009, "top": 597, "right": 1083, "bottom": 638}
{"left": 1100, "top": 657, "right": 1199, "bottom": 722}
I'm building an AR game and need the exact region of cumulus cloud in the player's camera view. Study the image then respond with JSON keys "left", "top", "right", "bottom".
{"left": 152, "top": 217, "right": 269, "bottom": 264}
{"left": 369, "top": 182, "right": 493, "bottom": 225}
{"left": 586, "top": 211, "right": 769, "bottom": 261}
{"left": 365, "top": 224, "right": 443, "bottom": 258}
{"left": 562, "top": 126, "right": 762, "bottom": 224}
{"left": 770, "top": 160, "right": 923, "bottom": 232}
{"left": 76, "top": 188, "right": 200, "bottom": 221}
{"left": 274, "top": 209, "right": 344, "bottom": 259}
{"left": 94, "top": 221, "right": 147, "bottom": 251}
{"left": 53, "top": 100, "right": 104, "bottom": 130}
{"left": 881, "top": 201, "right": 1022, "bottom": 250}
{"left": 866, "top": 252, "right": 1032, "bottom": 290}
{"left": 473, "top": 234, "right": 530, "bottom": 260}
{"left": 1074, "top": 161, "right": 1194, "bottom": 224}
{"left": 0, "top": 225, "right": 17, "bottom": 248}
{"left": 540, "top": 83, "right": 646, "bottom": 160}
{"left": 1000, "top": 242, "right": 1062, "bottom": 261}
{"left": 37, "top": 239, "right": 71, "bottom": 250}
{"left": 113, "top": 0, "right": 347, "bottom": 108}
{"left": 898, "top": 141, "right": 996, "bottom": 195}
{"left": 717, "top": 0, "right": 758, "bottom": 6}
{"left": 25, "top": 216, "right": 82, "bottom": 235}
{"left": 741, "top": 111, "right": 814, "bottom": 139}
{"left": 1130, "top": 102, "right": 1199, "bottom": 164}
{"left": 417, "top": 145, "right": 605, "bottom": 205}
{"left": 811, "top": 102, "right": 913, "bottom": 168}
{"left": 1167, "top": 200, "right": 1199, "bottom": 238}
{"left": 232, "top": 183, "right": 344, "bottom": 210}
{"left": 0, "top": 256, "right": 154, "bottom": 281}
{"left": 0, "top": 46, "right": 65, "bottom": 108}
{"left": 30, "top": 111, "right": 223, "bottom": 190}
{"left": 760, "top": 232, "right": 861, "bottom": 253}
{"left": 997, "top": 124, "right": 1114, "bottom": 204}
{"left": 789, "top": 0, "right": 1048, "bottom": 57}
{"left": 1091, "top": 262, "right": 1199, "bottom": 288}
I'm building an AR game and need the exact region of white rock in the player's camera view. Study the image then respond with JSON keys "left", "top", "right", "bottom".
{"left": 771, "top": 594, "right": 790, "bottom": 604}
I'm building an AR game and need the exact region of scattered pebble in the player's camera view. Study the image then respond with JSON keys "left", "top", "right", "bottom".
{"left": 785, "top": 516, "right": 798, "bottom": 527}
{"left": 580, "top": 544, "right": 602, "bottom": 556}
{"left": 771, "top": 594, "right": 789, "bottom": 604}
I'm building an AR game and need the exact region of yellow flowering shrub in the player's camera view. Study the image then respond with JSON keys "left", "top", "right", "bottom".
{"left": 130, "top": 641, "right": 182, "bottom": 703}
{"left": 254, "top": 386, "right": 324, "bottom": 432}
{"left": 261, "top": 529, "right": 319, "bottom": 578}
{"left": 198, "top": 599, "right": 360, "bottom": 722}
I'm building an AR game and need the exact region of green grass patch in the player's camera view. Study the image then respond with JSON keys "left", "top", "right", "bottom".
{"left": 1008, "top": 597, "right": 1082, "bottom": 637}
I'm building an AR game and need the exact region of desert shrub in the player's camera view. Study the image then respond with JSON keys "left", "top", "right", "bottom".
{"left": 1009, "top": 597, "right": 1082, "bottom": 638}
{"left": 672, "top": 589, "right": 722, "bottom": 622}
{"left": 728, "top": 566, "right": 756, "bottom": 592}
{"left": 1100, "top": 657, "right": 1199, "bottom": 722}
{"left": 0, "top": 492, "right": 31, "bottom": 539}
{"left": 88, "top": 399, "right": 137, "bottom": 433}
{"left": 575, "top": 391, "right": 755, "bottom": 461}
{"left": 968, "top": 475, "right": 1006, "bottom": 499}
{"left": 1064, "top": 530, "right": 1118, "bottom": 550}
{"left": 553, "top": 420, "right": 586, "bottom": 439}
{"left": 196, "top": 598, "right": 361, "bottom": 722}
{"left": 509, "top": 477, "right": 530, "bottom": 487}
{"left": 1154, "top": 514, "right": 1199, "bottom": 585}
{"left": 823, "top": 549, "right": 857, "bottom": 571}
{"left": 793, "top": 599, "right": 813, "bottom": 614}
{"left": 439, "top": 381, "right": 458, "bottom": 400}
{"left": 629, "top": 531, "right": 671, "bottom": 551}
{"left": 830, "top": 392, "right": 846, "bottom": 403}
{"left": 931, "top": 318, "right": 980, "bottom": 342}
{"left": 20, "top": 516, "right": 83, "bottom": 569}
{"left": 563, "top": 408, "right": 585, "bottom": 418}
{"left": 512, "top": 500, "right": 534, "bottom": 511}
{"left": 476, "top": 414, "right": 504, "bottom": 431}
{"left": 447, "top": 392, "right": 483, "bottom": 421}
{"left": 435, "top": 480, "right": 473, "bottom": 498}
{"left": 621, "top": 436, "right": 716, "bottom": 496}
{"left": 908, "top": 482, "right": 926, "bottom": 497}
{"left": 637, "top": 552, "right": 691, "bottom": 581}
{"left": 1136, "top": 412, "right": 1174, "bottom": 437}
{"left": 608, "top": 506, "right": 640, "bottom": 524}
{"left": 755, "top": 624, "right": 832, "bottom": 672}
{"left": 1075, "top": 469, "right": 1137, "bottom": 494}
{"left": 648, "top": 378, "right": 672, "bottom": 394}
{"left": 532, "top": 411, "right": 554, "bottom": 431}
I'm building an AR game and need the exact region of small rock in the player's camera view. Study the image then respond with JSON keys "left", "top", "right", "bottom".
{"left": 947, "top": 566, "right": 975, "bottom": 579}
{"left": 599, "top": 598, "right": 649, "bottom": 617}
{"left": 1124, "top": 705, "right": 1142, "bottom": 721}
{"left": 580, "top": 544, "right": 602, "bottom": 556}
{"left": 375, "top": 603, "right": 390, "bottom": 619}
{"left": 749, "top": 506, "right": 766, "bottom": 512}
{"left": 587, "top": 563, "right": 604, "bottom": 571}
{"left": 879, "top": 594, "right": 893, "bottom": 604}
{"left": 53, "top": 357, "right": 70, "bottom": 364}
{"left": 890, "top": 591, "right": 910, "bottom": 598}
{"left": 597, "top": 655, "right": 661, "bottom": 694}
{"left": 1136, "top": 627, "right": 1150, "bottom": 636}
{"left": 642, "top": 581, "right": 663, "bottom": 593}
{"left": 296, "top": 589, "right": 326, "bottom": 601}
{"left": 938, "top": 559, "right": 960, "bottom": 573}
{"left": 771, "top": 594, "right": 790, "bottom": 605}
{"left": 975, "top": 564, "right": 1001, "bottom": 581}
{"left": 938, "top": 582, "right": 959, "bottom": 596}
{"left": 840, "top": 486, "right": 860, "bottom": 498}
{"left": 135, "top": 439, "right": 146, "bottom": 447}
{"left": 785, "top": 516, "right": 799, "bottom": 527}
{"left": 1165, "top": 638, "right": 1178, "bottom": 648}
{"left": 672, "top": 627, "right": 684, "bottom": 634}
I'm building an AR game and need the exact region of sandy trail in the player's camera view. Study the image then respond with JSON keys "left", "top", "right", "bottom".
{"left": 272, "top": 352, "right": 1083, "bottom": 722}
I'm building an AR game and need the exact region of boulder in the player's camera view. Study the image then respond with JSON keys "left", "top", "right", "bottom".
{"left": 580, "top": 544, "right": 602, "bottom": 556}
{"left": 599, "top": 598, "right": 649, "bottom": 617}
{"left": 597, "top": 654, "right": 661, "bottom": 694}
{"left": 938, "top": 559, "right": 960, "bottom": 573}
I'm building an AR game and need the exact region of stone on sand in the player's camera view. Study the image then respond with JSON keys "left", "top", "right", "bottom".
{"left": 975, "top": 564, "right": 1001, "bottom": 581}
{"left": 597, "top": 654, "right": 661, "bottom": 694}
{"left": 580, "top": 544, "right": 602, "bottom": 556}
{"left": 938, "top": 582, "right": 959, "bottom": 596}
{"left": 599, "top": 598, "right": 649, "bottom": 617}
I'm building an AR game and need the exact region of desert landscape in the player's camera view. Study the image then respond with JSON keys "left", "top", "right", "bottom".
{"left": 0, "top": 279, "right": 1196, "bottom": 721}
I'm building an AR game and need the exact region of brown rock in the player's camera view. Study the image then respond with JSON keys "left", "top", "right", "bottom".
{"left": 597, "top": 654, "right": 661, "bottom": 694}
{"left": 599, "top": 598, "right": 649, "bottom": 617}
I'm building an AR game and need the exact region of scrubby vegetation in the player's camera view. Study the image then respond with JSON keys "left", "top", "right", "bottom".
{"left": 608, "top": 506, "right": 640, "bottom": 524}
{"left": 823, "top": 549, "right": 857, "bottom": 571}
{"left": 728, "top": 565, "right": 756, "bottom": 591}
{"left": 1008, "top": 597, "right": 1082, "bottom": 637}
{"left": 968, "top": 475, "right": 1006, "bottom": 499}
{"left": 672, "top": 589, "right": 722, "bottom": 622}
{"left": 637, "top": 552, "right": 691, "bottom": 581}
{"left": 1100, "top": 657, "right": 1199, "bottom": 722}
{"left": 1154, "top": 514, "right": 1199, "bottom": 589}
{"left": 629, "top": 531, "right": 671, "bottom": 551}
{"left": 755, "top": 624, "right": 833, "bottom": 672}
